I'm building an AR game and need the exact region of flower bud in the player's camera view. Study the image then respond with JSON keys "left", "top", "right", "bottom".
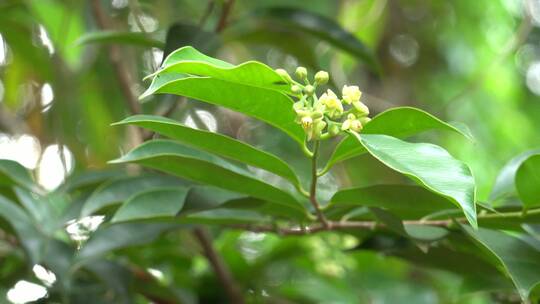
{"left": 319, "top": 89, "right": 343, "bottom": 118}
{"left": 311, "top": 120, "right": 327, "bottom": 140}
{"left": 311, "top": 110, "right": 323, "bottom": 119}
{"left": 275, "top": 68, "right": 293, "bottom": 83}
{"left": 350, "top": 119, "right": 362, "bottom": 132}
{"left": 359, "top": 117, "right": 371, "bottom": 125}
{"left": 304, "top": 85, "right": 315, "bottom": 96}
{"left": 291, "top": 84, "right": 302, "bottom": 94}
{"left": 314, "top": 71, "right": 329, "bottom": 85}
{"left": 342, "top": 85, "right": 362, "bottom": 104}
{"left": 352, "top": 101, "right": 369, "bottom": 117}
{"left": 328, "top": 123, "right": 340, "bottom": 136}
{"left": 295, "top": 66, "right": 308, "bottom": 80}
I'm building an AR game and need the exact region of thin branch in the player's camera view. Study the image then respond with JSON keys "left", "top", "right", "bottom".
{"left": 193, "top": 227, "right": 245, "bottom": 304}
{"left": 309, "top": 141, "right": 330, "bottom": 228}
{"left": 90, "top": 0, "right": 144, "bottom": 143}
{"left": 215, "top": 0, "right": 235, "bottom": 33}
{"left": 228, "top": 208, "right": 540, "bottom": 236}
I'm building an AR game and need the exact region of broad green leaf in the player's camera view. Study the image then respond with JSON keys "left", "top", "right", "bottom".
{"left": 490, "top": 149, "right": 540, "bottom": 204}
{"left": 76, "top": 222, "right": 178, "bottom": 262}
{"left": 14, "top": 187, "right": 53, "bottom": 229}
{"left": 180, "top": 209, "right": 271, "bottom": 225}
{"left": 516, "top": 154, "right": 540, "bottom": 210}
{"left": 110, "top": 140, "right": 304, "bottom": 212}
{"left": 0, "top": 159, "right": 37, "bottom": 191}
{"left": 462, "top": 225, "right": 540, "bottom": 300}
{"left": 369, "top": 208, "right": 448, "bottom": 241}
{"left": 112, "top": 188, "right": 189, "bottom": 223}
{"left": 242, "top": 7, "right": 379, "bottom": 72}
{"left": 114, "top": 115, "right": 301, "bottom": 188}
{"left": 76, "top": 31, "right": 164, "bottom": 48}
{"left": 355, "top": 134, "right": 477, "bottom": 227}
{"left": 183, "top": 186, "right": 244, "bottom": 212}
{"left": 0, "top": 194, "right": 42, "bottom": 262}
{"left": 81, "top": 175, "right": 185, "bottom": 216}
{"left": 140, "top": 47, "right": 304, "bottom": 144}
{"left": 330, "top": 184, "right": 457, "bottom": 219}
{"left": 324, "top": 107, "right": 473, "bottom": 172}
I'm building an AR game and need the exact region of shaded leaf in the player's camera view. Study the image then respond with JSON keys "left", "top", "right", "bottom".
{"left": 355, "top": 134, "right": 477, "bottom": 227}
{"left": 0, "top": 159, "right": 37, "bottom": 192}
{"left": 112, "top": 188, "right": 189, "bottom": 223}
{"left": 77, "top": 31, "right": 164, "bottom": 48}
{"left": 110, "top": 140, "right": 304, "bottom": 212}
{"left": 114, "top": 115, "right": 301, "bottom": 188}
{"left": 516, "top": 154, "right": 540, "bottom": 210}
{"left": 325, "top": 107, "right": 473, "bottom": 171}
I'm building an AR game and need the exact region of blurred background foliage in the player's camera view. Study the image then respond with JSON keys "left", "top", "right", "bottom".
{"left": 1, "top": 0, "right": 540, "bottom": 303}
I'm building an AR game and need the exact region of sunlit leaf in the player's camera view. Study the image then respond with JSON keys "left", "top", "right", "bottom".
{"left": 515, "top": 154, "right": 540, "bottom": 210}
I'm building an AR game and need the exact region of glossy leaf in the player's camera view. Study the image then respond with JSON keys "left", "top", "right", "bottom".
{"left": 324, "top": 107, "right": 472, "bottom": 171}
{"left": 462, "top": 225, "right": 540, "bottom": 300}
{"left": 356, "top": 134, "right": 477, "bottom": 227}
{"left": 330, "top": 184, "right": 457, "bottom": 219}
{"left": 489, "top": 149, "right": 540, "bottom": 203}
{"left": 140, "top": 47, "right": 304, "bottom": 144}
{"left": 245, "top": 7, "right": 379, "bottom": 72}
{"left": 515, "top": 154, "right": 540, "bottom": 210}
{"left": 112, "top": 188, "right": 189, "bottom": 223}
{"left": 77, "top": 31, "right": 164, "bottom": 48}
{"left": 81, "top": 175, "right": 185, "bottom": 216}
{"left": 114, "top": 115, "right": 301, "bottom": 187}
{"left": 110, "top": 140, "right": 304, "bottom": 211}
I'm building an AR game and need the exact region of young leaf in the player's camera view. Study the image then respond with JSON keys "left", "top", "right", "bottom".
{"left": 490, "top": 149, "right": 540, "bottom": 203}
{"left": 110, "top": 140, "right": 304, "bottom": 212}
{"left": 330, "top": 184, "right": 457, "bottom": 219}
{"left": 140, "top": 47, "right": 305, "bottom": 144}
{"left": 462, "top": 225, "right": 540, "bottom": 301}
{"left": 114, "top": 115, "right": 301, "bottom": 188}
{"left": 515, "top": 154, "right": 540, "bottom": 210}
{"left": 324, "top": 107, "right": 473, "bottom": 172}
{"left": 112, "top": 188, "right": 189, "bottom": 223}
{"left": 354, "top": 134, "right": 477, "bottom": 227}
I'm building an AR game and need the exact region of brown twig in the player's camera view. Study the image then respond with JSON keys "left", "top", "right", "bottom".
{"left": 215, "top": 0, "right": 235, "bottom": 33}
{"left": 193, "top": 227, "right": 245, "bottom": 304}
{"left": 90, "top": 0, "right": 144, "bottom": 142}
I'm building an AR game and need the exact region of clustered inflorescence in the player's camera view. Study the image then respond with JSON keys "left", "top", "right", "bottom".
{"left": 275, "top": 67, "right": 371, "bottom": 141}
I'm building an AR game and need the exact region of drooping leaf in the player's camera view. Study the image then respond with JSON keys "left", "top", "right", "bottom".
{"left": 330, "top": 184, "right": 457, "bottom": 219}
{"left": 81, "top": 175, "right": 185, "bottom": 216}
{"left": 140, "top": 47, "right": 305, "bottom": 144}
{"left": 110, "top": 140, "right": 304, "bottom": 212}
{"left": 354, "top": 134, "right": 477, "bottom": 227}
{"left": 114, "top": 115, "right": 301, "bottom": 188}
{"left": 324, "top": 107, "right": 473, "bottom": 171}
{"left": 489, "top": 149, "right": 540, "bottom": 204}
{"left": 112, "top": 188, "right": 189, "bottom": 223}
{"left": 239, "top": 7, "right": 379, "bottom": 72}
{"left": 76, "top": 31, "right": 164, "bottom": 48}
{"left": 0, "top": 159, "right": 37, "bottom": 192}
{"left": 462, "top": 225, "right": 540, "bottom": 300}
{"left": 515, "top": 154, "right": 540, "bottom": 210}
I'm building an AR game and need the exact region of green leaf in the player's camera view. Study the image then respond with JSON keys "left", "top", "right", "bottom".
{"left": 114, "top": 115, "right": 301, "bottom": 188}
{"left": 110, "top": 140, "right": 304, "bottom": 212}
{"left": 330, "top": 184, "right": 457, "bottom": 219}
{"left": 516, "top": 154, "right": 540, "bottom": 210}
{"left": 81, "top": 175, "right": 185, "bottom": 216}
{"left": 324, "top": 107, "right": 473, "bottom": 172}
{"left": 462, "top": 225, "right": 540, "bottom": 300}
{"left": 490, "top": 149, "right": 540, "bottom": 204}
{"left": 76, "top": 31, "right": 165, "bottom": 48}
{"left": 243, "top": 7, "right": 379, "bottom": 72}
{"left": 0, "top": 159, "right": 37, "bottom": 191}
{"left": 76, "top": 222, "right": 178, "bottom": 262}
{"left": 355, "top": 134, "right": 477, "bottom": 227}
{"left": 140, "top": 47, "right": 304, "bottom": 144}
{"left": 180, "top": 209, "right": 271, "bottom": 225}
{"left": 112, "top": 188, "right": 189, "bottom": 223}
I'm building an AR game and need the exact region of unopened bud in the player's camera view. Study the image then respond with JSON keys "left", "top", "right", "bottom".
{"left": 295, "top": 67, "right": 308, "bottom": 80}
{"left": 304, "top": 85, "right": 315, "bottom": 96}
{"left": 359, "top": 117, "right": 371, "bottom": 125}
{"left": 329, "top": 123, "right": 340, "bottom": 136}
{"left": 275, "top": 68, "right": 293, "bottom": 83}
{"left": 291, "top": 85, "right": 302, "bottom": 94}
{"left": 314, "top": 71, "right": 329, "bottom": 85}
{"left": 352, "top": 101, "right": 369, "bottom": 117}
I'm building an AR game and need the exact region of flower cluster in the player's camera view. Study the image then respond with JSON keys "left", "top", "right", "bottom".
{"left": 276, "top": 67, "right": 371, "bottom": 141}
